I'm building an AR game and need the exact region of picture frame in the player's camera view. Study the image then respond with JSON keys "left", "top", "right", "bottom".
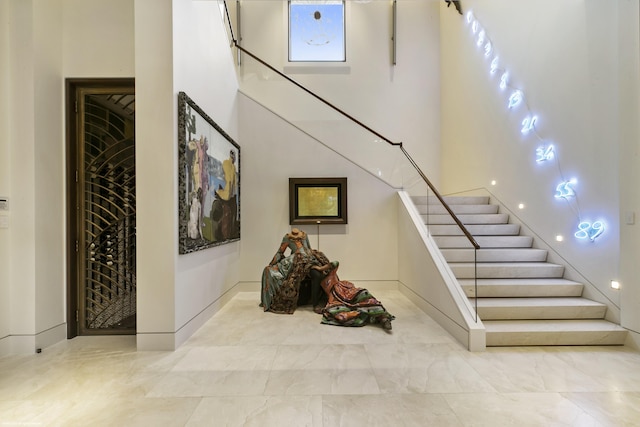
{"left": 178, "top": 92, "right": 240, "bottom": 254}
{"left": 289, "top": 177, "right": 347, "bottom": 225}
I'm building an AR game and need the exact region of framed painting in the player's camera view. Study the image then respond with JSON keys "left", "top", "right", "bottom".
{"left": 289, "top": 177, "right": 347, "bottom": 225}
{"left": 178, "top": 92, "right": 240, "bottom": 254}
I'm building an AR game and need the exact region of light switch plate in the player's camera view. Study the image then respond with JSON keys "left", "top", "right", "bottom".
{"left": 625, "top": 211, "right": 636, "bottom": 225}
{"left": 0, "top": 197, "right": 8, "bottom": 211}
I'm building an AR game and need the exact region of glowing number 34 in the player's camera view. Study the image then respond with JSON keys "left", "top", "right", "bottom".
{"left": 575, "top": 221, "right": 604, "bottom": 241}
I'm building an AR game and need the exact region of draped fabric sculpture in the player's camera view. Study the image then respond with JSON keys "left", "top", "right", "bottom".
{"left": 261, "top": 229, "right": 394, "bottom": 330}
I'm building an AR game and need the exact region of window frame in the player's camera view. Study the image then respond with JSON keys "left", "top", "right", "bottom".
{"left": 288, "top": 0, "right": 346, "bottom": 63}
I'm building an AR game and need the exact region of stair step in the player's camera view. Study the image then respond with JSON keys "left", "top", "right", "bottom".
{"left": 415, "top": 204, "right": 499, "bottom": 215}
{"left": 484, "top": 319, "right": 628, "bottom": 346}
{"left": 429, "top": 224, "right": 521, "bottom": 236}
{"left": 424, "top": 213, "right": 509, "bottom": 225}
{"left": 459, "top": 278, "right": 583, "bottom": 297}
{"left": 442, "top": 248, "right": 548, "bottom": 263}
{"left": 412, "top": 195, "right": 489, "bottom": 205}
{"left": 434, "top": 235, "right": 533, "bottom": 249}
{"left": 475, "top": 297, "right": 607, "bottom": 320}
{"left": 450, "top": 262, "right": 565, "bottom": 279}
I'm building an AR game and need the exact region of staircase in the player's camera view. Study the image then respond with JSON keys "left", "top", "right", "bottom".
{"left": 412, "top": 195, "right": 628, "bottom": 347}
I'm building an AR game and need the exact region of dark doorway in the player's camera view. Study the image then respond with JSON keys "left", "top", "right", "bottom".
{"left": 66, "top": 79, "right": 136, "bottom": 337}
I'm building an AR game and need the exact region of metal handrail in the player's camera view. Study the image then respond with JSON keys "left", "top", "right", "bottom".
{"left": 222, "top": 2, "right": 480, "bottom": 250}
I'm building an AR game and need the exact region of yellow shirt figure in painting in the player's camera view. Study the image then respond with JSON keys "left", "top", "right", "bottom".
{"left": 215, "top": 150, "right": 237, "bottom": 201}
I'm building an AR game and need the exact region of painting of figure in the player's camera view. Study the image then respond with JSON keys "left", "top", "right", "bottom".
{"left": 178, "top": 92, "right": 240, "bottom": 254}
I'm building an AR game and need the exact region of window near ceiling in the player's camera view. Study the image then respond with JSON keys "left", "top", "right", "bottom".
{"left": 288, "top": 0, "right": 346, "bottom": 62}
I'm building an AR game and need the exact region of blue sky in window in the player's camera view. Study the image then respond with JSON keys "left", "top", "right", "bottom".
{"left": 289, "top": 2, "right": 345, "bottom": 62}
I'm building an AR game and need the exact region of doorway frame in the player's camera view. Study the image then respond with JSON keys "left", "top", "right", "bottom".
{"left": 65, "top": 78, "right": 135, "bottom": 339}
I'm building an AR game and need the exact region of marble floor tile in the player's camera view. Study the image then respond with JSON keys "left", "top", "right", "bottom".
{"left": 1, "top": 290, "right": 639, "bottom": 427}
{"left": 264, "top": 368, "right": 380, "bottom": 396}
{"left": 561, "top": 391, "right": 640, "bottom": 426}
{"left": 187, "top": 395, "right": 323, "bottom": 427}
{"left": 444, "top": 392, "right": 602, "bottom": 426}
{"left": 322, "top": 394, "right": 462, "bottom": 426}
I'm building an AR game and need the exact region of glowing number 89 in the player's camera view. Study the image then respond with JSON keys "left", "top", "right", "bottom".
{"left": 574, "top": 221, "right": 604, "bottom": 241}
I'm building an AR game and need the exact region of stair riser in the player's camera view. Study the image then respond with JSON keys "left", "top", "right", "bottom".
{"left": 442, "top": 249, "right": 548, "bottom": 263}
{"left": 461, "top": 284, "right": 583, "bottom": 298}
{"left": 451, "top": 265, "right": 565, "bottom": 279}
{"left": 486, "top": 331, "right": 627, "bottom": 346}
{"left": 416, "top": 205, "right": 498, "bottom": 215}
{"left": 478, "top": 306, "right": 607, "bottom": 320}
{"left": 421, "top": 214, "right": 509, "bottom": 225}
{"left": 412, "top": 196, "right": 489, "bottom": 205}
{"left": 429, "top": 224, "right": 521, "bottom": 236}
{"left": 434, "top": 236, "right": 533, "bottom": 248}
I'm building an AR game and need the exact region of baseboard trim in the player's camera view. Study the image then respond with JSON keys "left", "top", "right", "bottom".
{"left": 0, "top": 323, "right": 67, "bottom": 356}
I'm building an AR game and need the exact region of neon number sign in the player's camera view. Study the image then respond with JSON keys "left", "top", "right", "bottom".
{"left": 521, "top": 115, "right": 537, "bottom": 134}
{"left": 508, "top": 90, "right": 523, "bottom": 109}
{"left": 536, "top": 145, "right": 554, "bottom": 162}
{"left": 575, "top": 221, "right": 604, "bottom": 242}
{"left": 484, "top": 42, "right": 492, "bottom": 57}
{"left": 466, "top": 10, "right": 605, "bottom": 243}
{"left": 490, "top": 57, "right": 499, "bottom": 74}
{"left": 555, "top": 179, "right": 576, "bottom": 200}
{"left": 477, "top": 30, "right": 486, "bottom": 47}
{"left": 500, "top": 72, "right": 509, "bottom": 89}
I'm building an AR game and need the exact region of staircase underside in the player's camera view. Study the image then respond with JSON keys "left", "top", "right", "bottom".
{"left": 413, "top": 195, "right": 627, "bottom": 347}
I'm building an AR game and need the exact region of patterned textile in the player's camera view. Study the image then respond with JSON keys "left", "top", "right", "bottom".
{"left": 261, "top": 229, "right": 329, "bottom": 314}
{"left": 320, "top": 264, "right": 394, "bottom": 328}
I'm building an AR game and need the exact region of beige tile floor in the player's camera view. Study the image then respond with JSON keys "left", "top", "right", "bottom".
{"left": 1, "top": 290, "right": 640, "bottom": 426}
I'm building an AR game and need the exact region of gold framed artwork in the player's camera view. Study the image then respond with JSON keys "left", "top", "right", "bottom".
{"left": 289, "top": 177, "right": 347, "bottom": 225}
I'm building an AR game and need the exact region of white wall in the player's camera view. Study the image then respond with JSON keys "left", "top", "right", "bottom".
{"left": 238, "top": 94, "right": 399, "bottom": 285}
{"left": 63, "top": 0, "right": 135, "bottom": 77}
{"left": 0, "top": 0, "right": 11, "bottom": 353}
{"left": 134, "top": 0, "right": 177, "bottom": 350}
{"left": 172, "top": 0, "right": 242, "bottom": 346}
{"left": 617, "top": 0, "right": 640, "bottom": 345}
{"left": 33, "top": 0, "right": 65, "bottom": 348}
{"left": 1, "top": 0, "right": 66, "bottom": 353}
{"left": 440, "top": 0, "right": 636, "bottom": 328}
{"left": 234, "top": 0, "right": 441, "bottom": 185}
{"left": 0, "top": 0, "right": 135, "bottom": 356}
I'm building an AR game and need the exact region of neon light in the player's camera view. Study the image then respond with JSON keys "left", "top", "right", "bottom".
{"left": 477, "top": 30, "right": 486, "bottom": 47}
{"left": 508, "top": 90, "right": 523, "bottom": 109}
{"left": 467, "top": 11, "right": 607, "bottom": 244}
{"left": 500, "top": 72, "right": 509, "bottom": 89}
{"left": 490, "top": 57, "right": 499, "bottom": 74}
{"left": 521, "top": 115, "right": 537, "bottom": 134}
{"left": 575, "top": 221, "right": 604, "bottom": 241}
{"left": 536, "top": 145, "right": 554, "bottom": 162}
{"left": 555, "top": 179, "right": 577, "bottom": 200}
{"left": 466, "top": 11, "right": 474, "bottom": 23}
{"left": 484, "top": 42, "right": 492, "bottom": 56}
